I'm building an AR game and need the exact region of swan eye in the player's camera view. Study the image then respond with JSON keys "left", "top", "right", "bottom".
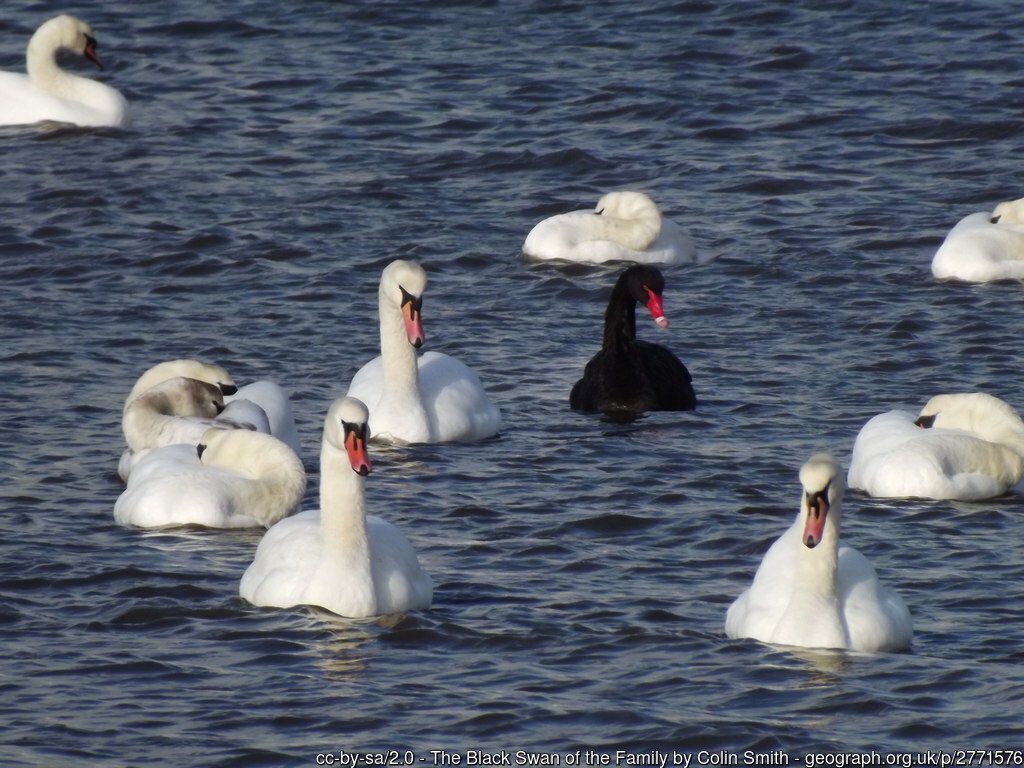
{"left": 197, "top": 443, "right": 207, "bottom": 459}
{"left": 399, "top": 286, "right": 423, "bottom": 313}
{"left": 991, "top": 215, "right": 1001, "bottom": 224}
{"left": 595, "top": 208, "right": 605, "bottom": 215}
{"left": 914, "top": 414, "right": 937, "bottom": 428}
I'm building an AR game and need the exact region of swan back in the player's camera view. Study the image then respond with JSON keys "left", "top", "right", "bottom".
{"left": 198, "top": 428, "right": 307, "bottom": 525}
{"left": 126, "top": 359, "right": 236, "bottom": 411}
{"left": 931, "top": 211, "right": 1024, "bottom": 282}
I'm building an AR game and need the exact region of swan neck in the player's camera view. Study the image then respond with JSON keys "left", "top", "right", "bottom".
{"left": 318, "top": 442, "right": 369, "bottom": 551}
{"left": 26, "top": 31, "right": 76, "bottom": 93}
{"left": 378, "top": 289, "right": 421, "bottom": 398}
{"left": 602, "top": 280, "right": 638, "bottom": 351}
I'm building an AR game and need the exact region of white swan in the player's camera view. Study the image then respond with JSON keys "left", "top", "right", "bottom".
{"left": 726, "top": 454, "right": 913, "bottom": 653}
{"left": 848, "top": 393, "right": 1024, "bottom": 500}
{"left": 240, "top": 396, "right": 433, "bottom": 618}
{"left": 522, "top": 191, "right": 698, "bottom": 266}
{"left": 931, "top": 198, "right": 1024, "bottom": 282}
{"left": 0, "top": 15, "right": 129, "bottom": 128}
{"left": 114, "top": 429, "right": 306, "bottom": 529}
{"left": 119, "top": 360, "right": 302, "bottom": 480}
{"left": 346, "top": 260, "right": 501, "bottom": 444}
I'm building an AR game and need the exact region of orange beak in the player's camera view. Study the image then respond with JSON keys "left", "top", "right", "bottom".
{"left": 402, "top": 298, "right": 425, "bottom": 348}
{"left": 802, "top": 492, "right": 828, "bottom": 548}
{"left": 344, "top": 427, "right": 371, "bottom": 476}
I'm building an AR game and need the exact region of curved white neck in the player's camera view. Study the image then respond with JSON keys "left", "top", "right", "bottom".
{"left": 26, "top": 32, "right": 82, "bottom": 96}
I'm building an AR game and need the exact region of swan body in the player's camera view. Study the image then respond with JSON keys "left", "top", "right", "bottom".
{"left": 570, "top": 265, "right": 695, "bottom": 413}
{"left": 346, "top": 260, "right": 500, "bottom": 444}
{"left": 726, "top": 454, "right": 913, "bottom": 653}
{"left": 240, "top": 397, "right": 433, "bottom": 618}
{"left": 523, "top": 191, "right": 698, "bottom": 266}
{"left": 114, "top": 429, "right": 306, "bottom": 529}
{"left": 931, "top": 200, "right": 1024, "bottom": 282}
{"left": 848, "top": 393, "right": 1024, "bottom": 500}
{"left": 0, "top": 15, "right": 128, "bottom": 128}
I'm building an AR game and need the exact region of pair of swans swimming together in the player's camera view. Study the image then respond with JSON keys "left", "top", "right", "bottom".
{"left": 730, "top": 391, "right": 1024, "bottom": 653}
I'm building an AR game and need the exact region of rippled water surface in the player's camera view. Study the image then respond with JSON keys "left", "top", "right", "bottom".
{"left": 3, "top": 1, "right": 1024, "bottom": 765}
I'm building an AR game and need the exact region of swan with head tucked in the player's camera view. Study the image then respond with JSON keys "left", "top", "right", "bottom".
{"left": 522, "top": 191, "right": 699, "bottom": 266}
{"left": 931, "top": 198, "right": 1024, "bottom": 282}
{"left": 346, "top": 260, "right": 501, "bottom": 444}
{"left": 119, "top": 359, "right": 302, "bottom": 480}
{"left": 848, "top": 393, "right": 1024, "bottom": 500}
{"left": 0, "top": 15, "right": 129, "bottom": 128}
{"left": 726, "top": 454, "right": 913, "bottom": 653}
{"left": 570, "top": 265, "right": 695, "bottom": 413}
{"left": 114, "top": 429, "right": 306, "bottom": 529}
{"left": 240, "top": 396, "right": 433, "bottom": 618}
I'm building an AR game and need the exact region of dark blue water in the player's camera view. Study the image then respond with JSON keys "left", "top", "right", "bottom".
{"left": 3, "top": 1, "right": 1024, "bottom": 765}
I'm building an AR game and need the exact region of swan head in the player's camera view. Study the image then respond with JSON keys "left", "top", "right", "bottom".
{"left": 916, "top": 392, "right": 1023, "bottom": 440}
{"left": 324, "top": 396, "right": 372, "bottom": 476}
{"left": 137, "top": 376, "right": 225, "bottom": 418}
{"left": 31, "top": 15, "right": 104, "bottom": 70}
{"left": 990, "top": 198, "right": 1024, "bottom": 225}
{"left": 621, "top": 265, "right": 670, "bottom": 329}
{"left": 381, "top": 260, "right": 427, "bottom": 348}
{"left": 594, "top": 191, "right": 663, "bottom": 250}
{"left": 127, "top": 359, "right": 237, "bottom": 409}
{"left": 798, "top": 453, "right": 843, "bottom": 549}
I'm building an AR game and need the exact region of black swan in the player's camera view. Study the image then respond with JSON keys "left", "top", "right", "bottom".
{"left": 569, "top": 265, "right": 696, "bottom": 413}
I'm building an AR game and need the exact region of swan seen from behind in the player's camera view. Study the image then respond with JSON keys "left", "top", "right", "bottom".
{"left": 726, "top": 454, "right": 913, "bottom": 653}
{"left": 240, "top": 396, "right": 433, "bottom": 618}
{"left": 0, "top": 15, "right": 129, "bottom": 128}
{"left": 848, "top": 392, "right": 1024, "bottom": 500}
{"left": 570, "top": 265, "right": 695, "bottom": 413}
{"left": 346, "top": 260, "right": 501, "bottom": 444}
{"left": 931, "top": 198, "right": 1024, "bottom": 282}
{"left": 523, "top": 191, "right": 698, "bottom": 266}
{"left": 114, "top": 429, "right": 306, "bottom": 529}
